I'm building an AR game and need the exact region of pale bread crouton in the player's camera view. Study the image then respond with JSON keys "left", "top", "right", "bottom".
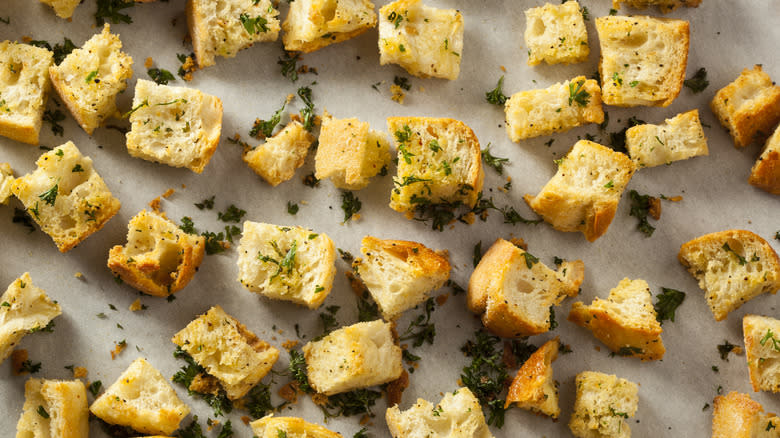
{"left": 386, "top": 387, "right": 494, "bottom": 438}
{"left": 302, "top": 319, "right": 402, "bottom": 395}
{"left": 125, "top": 79, "right": 223, "bottom": 173}
{"left": 353, "top": 236, "right": 451, "bottom": 320}
{"left": 749, "top": 121, "right": 780, "bottom": 195}
{"left": 596, "top": 15, "right": 689, "bottom": 107}
{"left": 378, "top": 0, "right": 463, "bottom": 80}
{"left": 569, "top": 371, "right": 639, "bottom": 438}
{"left": 467, "top": 239, "right": 584, "bottom": 338}
{"left": 678, "top": 230, "right": 780, "bottom": 321}
{"left": 11, "top": 141, "right": 121, "bottom": 252}
{"left": 243, "top": 121, "right": 315, "bottom": 186}
{"left": 612, "top": 0, "right": 702, "bottom": 13}
{"left": 39, "top": 0, "right": 80, "bottom": 18}
{"left": 505, "top": 338, "right": 560, "bottom": 419}
{"left": 282, "top": 0, "right": 377, "bottom": 53}
{"left": 712, "top": 391, "right": 780, "bottom": 438}
{"left": 0, "top": 41, "right": 53, "bottom": 145}
{"left": 743, "top": 314, "right": 780, "bottom": 393}
{"left": 524, "top": 1, "right": 589, "bottom": 66}
{"left": 237, "top": 221, "right": 336, "bottom": 309}
{"left": 16, "top": 378, "right": 89, "bottom": 438}
{"left": 49, "top": 24, "right": 133, "bottom": 135}
{"left": 524, "top": 140, "right": 636, "bottom": 242}
{"left": 108, "top": 210, "right": 205, "bottom": 298}
{"left": 0, "top": 273, "right": 61, "bottom": 364}
{"left": 250, "top": 415, "right": 342, "bottom": 438}
{"left": 89, "top": 358, "right": 190, "bottom": 436}
{"left": 626, "top": 109, "right": 708, "bottom": 168}
{"left": 0, "top": 162, "right": 14, "bottom": 204}
{"left": 568, "top": 278, "right": 665, "bottom": 361}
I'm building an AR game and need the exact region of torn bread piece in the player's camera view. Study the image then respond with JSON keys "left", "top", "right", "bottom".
{"left": 243, "top": 121, "right": 315, "bottom": 187}
{"left": 283, "top": 0, "right": 377, "bottom": 53}
{"left": 505, "top": 338, "right": 561, "bottom": 419}
{"left": 250, "top": 415, "right": 342, "bottom": 438}
{"left": 743, "top": 314, "right": 780, "bottom": 393}
{"left": 39, "top": 0, "right": 81, "bottom": 18}
{"left": 612, "top": 0, "right": 702, "bottom": 14}
{"left": 524, "top": 1, "right": 589, "bottom": 66}
{"left": 0, "top": 273, "right": 61, "bottom": 364}
{"left": 16, "top": 378, "right": 89, "bottom": 438}
{"left": 712, "top": 391, "right": 780, "bottom": 438}
{"left": 569, "top": 371, "right": 639, "bottom": 438}
{"left": 749, "top": 124, "right": 780, "bottom": 195}
{"left": 0, "top": 41, "right": 53, "bottom": 145}
{"left": 386, "top": 387, "right": 494, "bottom": 438}
{"left": 626, "top": 109, "right": 708, "bottom": 168}
{"left": 0, "top": 162, "right": 14, "bottom": 204}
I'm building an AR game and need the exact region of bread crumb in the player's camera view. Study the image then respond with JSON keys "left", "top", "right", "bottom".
{"left": 162, "top": 188, "right": 175, "bottom": 198}
{"left": 74, "top": 272, "right": 83, "bottom": 278}
{"left": 148, "top": 196, "right": 161, "bottom": 212}
{"left": 385, "top": 369, "right": 409, "bottom": 407}
{"left": 509, "top": 237, "right": 527, "bottom": 250}
{"left": 181, "top": 184, "right": 186, "bottom": 189}
{"left": 390, "top": 84, "right": 406, "bottom": 104}
{"left": 144, "top": 57, "right": 153, "bottom": 69}
{"left": 500, "top": 65, "right": 507, "bottom": 72}
{"left": 73, "top": 366, "right": 88, "bottom": 378}
{"left": 22, "top": 36, "right": 32, "bottom": 43}
{"left": 312, "top": 392, "right": 329, "bottom": 406}
{"left": 241, "top": 416, "right": 251, "bottom": 425}
{"left": 278, "top": 381, "right": 298, "bottom": 403}
{"left": 648, "top": 196, "right": 662, "bottom": 220}
{"left": 664, "top": 195, "right": 683, "bottom": 202}
{"left": 11, "top": 349, "right": 28, "bottom": 375}
{"left": 435, "top": 293, "right": 449, "bottom": 306}
{"left": 282, "top": 340, "right": 300, "bottom": 350}
{"left": 111, "top": 340, "right": 127, "bottom": 360}
{"left": 179, "top": 54, "right": 196, "bottom": 81}
{"left": 129, "top": 299, "right": 143, "bottom": 311}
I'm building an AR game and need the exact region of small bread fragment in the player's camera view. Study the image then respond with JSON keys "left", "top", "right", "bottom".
{"left": 302, "top": 320, "right": 402, "bottom": 395}
{"left": 172, "top": 305, "right": 280, "bottom": 400}
{"left": 0, "top": 162, "right": 14, "bottom": 204}
{"left": 386, "top": 387, "right": 494, "bottom": 438}
{"left": 569, "top": 278, "right": 665, "bottom": 361}
{"left": 126, "top": 79, "right": 223, "bottom": 173}
{"left": 90, "top": 357, "right": 190, "bottom": 436}
{"left": 569, "top": 371, "right": 639, "bottom": 438}
{"left": 0, "top": 41, "right": 53, "bottom": 145}
{"left": 504, "top": 76, "right": 603, "bottom": 142}
{"left": 387, "top": 117, "right": 483, "bottom": 214}
{"left": 11, "top": 141, "right": 121, "bottom": 252}
{"left": 0, "top": 273, "right": 61, "bottom": 364}
{"left": 237, "top": 221, "right": 336, "bottom": 309}
{"left": 626, "top": 109, "right": 708, "bottom": 168}
{"left": 315, "top": 112, "right": 391, "bottom": 190}
{"left": 187, "top": 0, "right": 280, "bottom": 68}
{"left": 108, "top": 210, "right": 205, "bottom": 298}
{"left": 743, "top": 315, "right": 780, "bottom": 393}
{"left": 712, "top": 391, "right": 780, "bottom": 438}
{"left": 524, "top": 1, "right": 589, "bottom": 66}
{"left": 16, "top": 378, "right": 89, "bottom": 438}
{"left": 283, "top": 0, "right": 377, "bottom": 53}
{"left": 250, "top": 415, "right": 342, "bottom": 438}
{"left": 353, "top": 236, "right": 451, "bottom": 320}
{"left": 378, "top": 0, "right": 463, "bottom": 80}
{"left": 524, "top": 140, "right": 636, "bottom": 242}
{"left": 39, "top": 0, "right": 80, "bottom": 18}
{"left": 612, "top": 0, "right": 702, "bottom": 14}
{"left": 678, "top": 230, "right": 780, "bottom": 321}
{"left": 749, "top": 121, "right": 780, "bottom": 195}
{"left": 243, "top": 121, "right": 315, "bottom": 186}
{"left": 467, "top": 238, "right": 584, "bottom": 338}
{"left": 505, "top": 338, "right": 560, "bottom": 419}
{"left": 710, "top": 65, "right": 780, "bottom": 148}
{"left": 49, "top": 24, "right": 133, "bottom": 135}
{"left": 596, "top": 15, "right": 689, "bottom": 107}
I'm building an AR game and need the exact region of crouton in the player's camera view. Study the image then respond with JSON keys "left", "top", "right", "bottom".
{"left": 505, "top": 338, "right": 560, "bottom": 419}
{"left": 243, "top": 121, "right": 315, "bottom": 187}
{"left": 712, "top": 391, "right": 780, "bottom": 438}
{"left": 743, "top": 314, "right": 780, "bottom": 393}
{"left": 39, "top": 0, "right": 81, "bottom": 18}
{"left": 569, "top": 371, "right": 639, "bottom": 438}
{"left": 626, "top": 109, "right": 708, "bottom": 168}
{"left": 0, "top": 162, "right": 14, "bottom": 204}
{"left": 612, "top": 0, "right": 702, "bottom": 14}
{"left": 0, "top": 41, "right": 53, "bottom": 145}
{"left": 749, "top": 120, "right": 780, "bottom": 195}
{"left": 250, "top": 415, "right": 342, "bottom": 438}
{"left": 524, "top": 1, "right": 589, "bottom": 66}
{"left": 282, "top": 0, "right": 377, "bottom": 53}
{"left": 0, "top": 273, "right": 61, "bottom": 364}
{"left": 16, "top": 378, "right": 89, "bottom": 438}
{"left": 386, "top": 387, "right": 494, "bottom": 438}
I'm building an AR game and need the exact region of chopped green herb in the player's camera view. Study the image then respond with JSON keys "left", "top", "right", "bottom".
{"left": 288, "top": 349, "right": 313, "bottom": 393}
{"left": 481, "top": 145, "right": 509, "bottom": 174}
{"left": 610, "top": 346, "right": 643, "bottom": 357}
{"left": 568, "top": 80, "right": 590, "bottom": 107}
{"left": 461, "top": 330, "right": 513, "bottom": 427}
{"left": 88, "top": 381, "right": 102, "bottom": 396}
{"left": 319, "top": 389, "right": 382, "bottom": 418}
{"left": 521, "top": 251, "right": 539, "bottom": 269}
{"left": 298, "top": 85, "right": 315, "bottom": 131}
{"left": 71, "top": 164, "right": 84, "bottom": 172}
{"left": 37, "top": 405, "right": 49, "bottom": 419}
{"left": 251, "top": 101, "right": 286, "bottom": 138}
{"left": 245, "top": 382, "right": 275, "bottom": 419}
{"left": 549, "top": 306, "right": 558, "bottom": 330}
{"left": 387, "top": 10, "right": 403, "bottom": 28}
{"left": 147, "top": 67, "right": 175, "bottom": 85}
{"left": 179, "top": 217, "right": 196, "bottom": 234}
{"left": 20, "top": 360, "right": 42, "bottom": 374}
{"left": 43, "top": 109, "right": 66, "bottom": 136}
{"left": 240, "top": 13, "right": 269, "bottom": 34}
{"left": 628, "top": 190, "right": 656, "bottom": 237}
{"left": 654, "top": 288, "right": 685, "bottom": 324}
{"left": 287, "top": 201, "right": 299, "bottom": 215}
{"left": 341, "top": 191, "right": 361, "bottom": 223}
{"left": 604, "top": 180, "right": 614, "bottom": 189}
{"left": 473, "top": 241, "right": 483, "bottom": 267}
{"left": 195, "top": 195, "right": 215, "bottom": 210}
{"left": 485, "top": 76, "right": 508, "bottom": 105}
{"left": 722, "top": 242, "right": 747, "bottom": 265}
{"left": 717, "top": 341, "right": 739, "bottom": 361}
{"left": 760, "top": 329, "right": 780, "bottom": 352}
{"left": 218, "top": 204, "right": 246, "bottom": 223}
{"left": 39, "top": 183, "right": 58, "bottom": 206}
{"left": 394, "top": 75, "right": 411, "bottom": 91}
{"left": 278, "top": 51, "right": 300, "bottom": 82}
{"left": 95, "top": 0, "right": 134, "bottom": 26}
{"left": 399, "top": 298, "right": 436, "bottom": 347}
{"left": 172, "top": 348, "right": 232, "bottom": 416}
{"left": 684, "top": 68, "right": 709, "bottom": 94}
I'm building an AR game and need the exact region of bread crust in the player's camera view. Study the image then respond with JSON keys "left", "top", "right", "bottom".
{"left": 743, "top": 314, "right": 780, "bottom": 393}
{"left": 626, "top": 109, "right": 708, "bottom": 168}
{"left": 712, "top": 391, "right": 779, "bottom": 438}
{"left": 749, "top": 124, "right": 780, "bottom": 194}
{"left": 283, "top": 0, "right": 377, "bottom": 53}
{"left": 524, "top": 1, "right": 589, "bottom": 66}
{"left": 16, "top": 378, "right": 89, "bottom": 438}
{"left": 244, "top": 121, "right": 315, "bottom": 187}
{"left": 0, "top": 41, "right": 53, "bottom": 145}
{"left": 505, "top": 337, "right": 560, "bottom": 419}
{"left": 569, "top": 371, "right": 638, "bottom": 438}
{"left": 0, "top": 273, "right": 61, "bottom": 364}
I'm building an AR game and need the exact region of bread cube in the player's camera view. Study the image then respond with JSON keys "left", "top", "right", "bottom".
{"left": 626, "top": 109, "right": 708, "bottom": 168}
{"left": 0, "top": 162, "right": 14, "bottom": 204}
{"left": 569, "top": 371, "right": 639, "bottom": 438}
{"left": 282, "top": 0, "right": 377, "bottom": 53}
{"left": 16, "top": 378, "right": 88, "bottom": 438}
{"left": 0, "top": 273, "right": 61, "bottom": 364}
{"left": 49, "top": 24, "right": 133, "bottom": 135}
{"left": 302, "top": 320, "right": 402, "bottom": 395}
{"left": 250, "top": 415, "right": 341, "bottom": 438}
{"left": 108, "top": 210, "right": 205, "bottom": 298}
{"left": 354, "top": 236, "right": 450, "bottom": 320}
{"left": 468, "top": 239, "right": 583, "bottom": 338}
{"left": 187, "top": 0, "right": 280, "bottom": 68}
{"left": 596, "top": 15, "right": 689, "bottom": 107}
{"left": 386, "top": 387, "right": 493, "bottom": 438}
{"left": 524, "top": 1, "right": 589, "bottom": 66}
{"left": 678, "top": 230, "right": 780, "bottom": 321}
{"left": 0, "top": 41, "right": 53, "bottom": 145}
{"left": 315, "top": 112, "right": 391, "bottom": 190}
{"left": 39, "top": 0, "right": 81, "bottom": 18}
{"left": 90, "top": 358, "right": 190, "bottom": 436}
{"left": 612, "top": 0, "right": 702, "bottom": 13}
{"left": 387, "top": 117, "right": 483, "bottom": 214}
{"left": 712, "top": 391, "right": 780, "bottom": 438}
{"left": 378, "top": 0, "right": 463, "bottom": 80}
{"left": 750, "top": 124, "right": 780, "bottom": 195}
{"left": 505, "top": 338, "right": 560, "bottom": 419}
{"left": 237, "top": 221, "right": 336, "bottom": 309}
{"left": 569, "top": 278, "right": 665, "bottom": 361}
{"left": 125, "top": 79, "right": 223, "bottom": 173}
{"left": 524, "top": 140, "right": 636, "bottom": 242}
{"left": 243, "top": 121, "right": 315, "bottom": 186}
{"left": 504, "top": 76, "right": 603, "bottom": 142}
{"left": 743, "top": 315, "right": 780, "bottom": 393}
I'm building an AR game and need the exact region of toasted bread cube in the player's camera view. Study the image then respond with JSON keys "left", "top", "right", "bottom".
{"left": 524, "top": 1, "right": 589, "bottom": 66}
{"left": 0, "top": 41, "right": 53, "bottom": 145}
{"left": 378, "top": 0, "right": 463, "bottom": 80}
{"left": 353, "top": 236, "right": 450, "bottom": 320}
{"left": 0, "top": 273, "right": 61, "bottom": 364}
{"left": 187, "top": 0, "right": 280, "bottom": 68}
{"left": 250, "top": 415, "right": 342, "bottom": 438}
{"left": 108, "top": 210, "right": 205, "bottom": 298}
{"left": 0, "top": 162, "right": 14, "bottom": 204}
{"left": 282, "top": 0, "right": 377, "bottom": 53}
{"left": 468, "top": 239, "right": 584, "bottom": 338}
{"left": 11, "top": 141, "right": 121, "bottom": 252}
{"left": 39, "top": 0, "right": 80, "bottom": 18}
{"left": 569, "top": 371, "right": 639, "bottom": 438}
{"left": 172, "top": 305, "right": 280, "bottom": 400}
{"left": 750, "top": 124, "right": 780, "bottom": 195}
{"left": 237, "top": 221, "right": 336, "bottom": 309}
{"left": 16, "top": 378, "right": 89, "bottom": 438}
{"left": 626, "top": 110, "right": 708, "bottom": 168}
{"left": 678, "top": 230, "right": 780, "bottom": 321}
{"left": 315, "top": 112, "right": 391, "bottom": 190}
{"left": 126, "top": 79, "right": 223, "bottom": 173}
{"left": 387, "top": 117, "right": 484, "bottom": 214}
{"left": 711, "top": 66, "right": 780, "bottom": 148}
{"left": 505, "top": 338, "right": 560, "bottom": 419}
{"left": 302, "top": 320, "right": 402, "bottom": 395}
{"left": 612, "top": 0, "right": 702, "bottom": 13}
{"left": 49, "top": 24, "right": 133, "bottom": 135}
{"left": 712, "top": 391, "right": 780, "bottom": 438}
{"left": 596, "top": 15, "right": 689, "bottom": 107}
{"left": 569, "top": 278, "right": 665, "bottom": 361}
{"left": 524, "top": 140, "right": 636, "bottom": 242}
{"left": 90, "top": 358, "right": 190, "bottom": 436}
{"left": 386, "top": 387, "right": 493, "bottom": 438}
{"left": 743, "top": 315, "right": 780, "bottom": 393}
{"left": 243, "top": 121, "right": 315, "bottom": 187}
{"left": 504, "top": 76, "right": 603, "bottom": 142}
